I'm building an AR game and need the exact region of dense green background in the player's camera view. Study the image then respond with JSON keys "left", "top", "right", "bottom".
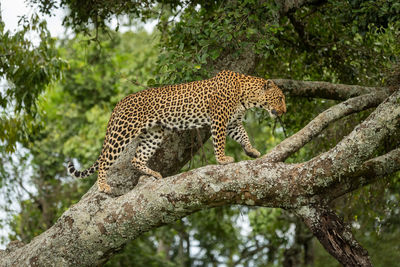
{"left": 1, "top": 0, "right": 399, "bottom": 265}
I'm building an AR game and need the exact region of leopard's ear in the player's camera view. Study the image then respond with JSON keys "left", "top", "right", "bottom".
{"left": 265, "top": 80, "right": 273, "bottom": 89}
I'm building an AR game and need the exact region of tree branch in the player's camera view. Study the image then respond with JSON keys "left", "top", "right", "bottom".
{"left": 273, "top": 79, "right": 390, "bottom": 100}
{"left": 233, "top": 243, "right": 271, "bottom": 266}
{"left": 295, "top": 205, "right": 372, "bottom": 266}
{"left": 263, "top": 90, "right": 390, "bottom": 162}
{"left": 357, "top": 147, "right": 400, "bottom": 180}
{"left": 329, "top": 147, "right": 400, "bottom": 199}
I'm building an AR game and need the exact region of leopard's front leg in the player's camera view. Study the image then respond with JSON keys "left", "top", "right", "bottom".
{"left": 211, "top": 120, "right": 234, "bottom": 165}
{"left": 227, "top": 116, "right": 260, "bottom": 158}
{"left": 209, "top": 79, "right": 239, "bottom": 165}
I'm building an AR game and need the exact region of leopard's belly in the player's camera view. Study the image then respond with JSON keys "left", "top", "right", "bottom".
{"left": 148, "top": 112, "right": 211, "bottom": 131}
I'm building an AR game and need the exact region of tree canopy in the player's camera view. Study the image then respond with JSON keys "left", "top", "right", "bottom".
{"left": 0, "top": 0, "right": 399, "bottom": 266}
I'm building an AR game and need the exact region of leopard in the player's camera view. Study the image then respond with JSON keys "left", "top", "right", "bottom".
{"left": 67, "top": 70, "right": 286, "bottom": 193}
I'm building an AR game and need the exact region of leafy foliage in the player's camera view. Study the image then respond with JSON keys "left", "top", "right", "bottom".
{"left": 0, "top": 13, "right": 66, "bottom": 151}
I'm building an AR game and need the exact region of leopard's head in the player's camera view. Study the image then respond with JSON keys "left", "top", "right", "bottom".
{"left": 262, "top": 80, "right": 286, "bottom": 118}
{"left": 243, "top": 78, "right": 286, "bottom": 118}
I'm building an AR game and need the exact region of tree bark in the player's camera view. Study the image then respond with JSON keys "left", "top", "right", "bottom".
{"left": 0, "top": 84, "right": 398, "bottom": 266}
{"left": 295, "top": 206, "right": 372, "bottom": 267}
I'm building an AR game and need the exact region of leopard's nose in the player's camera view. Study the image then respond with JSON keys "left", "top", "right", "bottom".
{"left": 271, "top": 109, "right": 278, "bottom": 116}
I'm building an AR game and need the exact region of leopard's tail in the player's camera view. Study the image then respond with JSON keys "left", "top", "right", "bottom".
{"left": 67, "top": 159, "right": 99, "bottom": 179}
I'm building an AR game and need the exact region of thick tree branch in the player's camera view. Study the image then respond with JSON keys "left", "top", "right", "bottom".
{"left": 329, "top": 147, "right": 400, "bottom": 199}
{"left": 1, "top": 88, "right": 398, "bottom": 266}
{"left": 295, "top": 205, "right": 372, "bottom": 266}
{"left": 357, "top": 147, "right": 400, "bottom": 180}
{"left": 263, "top": 90, "right": 390, "bottom": 162}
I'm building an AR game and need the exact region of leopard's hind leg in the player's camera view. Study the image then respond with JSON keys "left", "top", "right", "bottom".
{"left": 131, "top": 127, "right": 165, "bottom": 179}
{"left": 97, "top": 123, "right": 141, "bottom": 193}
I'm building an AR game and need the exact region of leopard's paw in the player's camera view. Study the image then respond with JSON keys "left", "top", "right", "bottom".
{"left": 244, "top": 147, "right": 261, "bottom": 158}
{"left": 99, "top": 183, "right": 112, "bottom": 194}
{"left": 150, "top": 170, "right": 163, "bottom": 179}
{"left": 217, "top": 156, "right": 235, "bottom": 165}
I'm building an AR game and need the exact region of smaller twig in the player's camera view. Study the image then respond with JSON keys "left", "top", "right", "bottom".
{"left": 84, "top": 16, "right": 101, "bottom": 46}
{"left": 272, "top": 118, "right": 277, "bottom": 135}
{"left": 17, "top": 178, "right": 35, "bottom": 200}
{"left": 272, "top": 117, "right": 288, "bottom": 138}
{"left": 117, "top": 71, "right": 149, "bottom": 89}
{"left": 0, "top": 52, "right": 15, "bottom": 57}
{"left": 233, "top": 244, "right": 271, "bottom": 266}
{"left": 166, "top": 5, "right": 186, "bottom": 24}
{"left": 276, "top": 116, "right": 288, "bottom": 138}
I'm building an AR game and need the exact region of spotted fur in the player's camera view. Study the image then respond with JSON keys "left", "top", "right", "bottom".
{"left": 67, "top": 70, "right": 286, "bottom": 193}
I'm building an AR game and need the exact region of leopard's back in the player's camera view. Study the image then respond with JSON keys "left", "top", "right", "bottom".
{"left": 113, "top": 79, "right": 215, "bottom": 132}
